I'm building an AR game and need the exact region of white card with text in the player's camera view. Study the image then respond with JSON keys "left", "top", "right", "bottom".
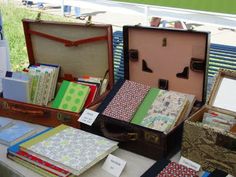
{"left": 102, "top": 154, "right": 126, "bottom": 177}
{"left": 179, "top": 156, "right": 201, "bottom": 171}
{"left": 78, "top": 109, "right": 99, "bottom": 126}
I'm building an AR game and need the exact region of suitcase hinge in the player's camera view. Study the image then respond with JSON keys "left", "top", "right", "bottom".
{"left": 57, "top": 113, "right": 72, "bottom": 123}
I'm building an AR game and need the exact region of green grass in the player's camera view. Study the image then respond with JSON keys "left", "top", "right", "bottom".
{"left": 115, "top": 0, "right": 236, "bottom": 14}
{"left": 0, "top": 2, "right": 73, "bottom": 71}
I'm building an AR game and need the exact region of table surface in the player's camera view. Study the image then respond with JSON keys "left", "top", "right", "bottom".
{"left": 0, "top": 119, "right": 182, "bottom": 177}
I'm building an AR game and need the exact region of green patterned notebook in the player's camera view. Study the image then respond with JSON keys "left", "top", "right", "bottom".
{"left": 52, "top": 81, "right": 90, "bottom": 113}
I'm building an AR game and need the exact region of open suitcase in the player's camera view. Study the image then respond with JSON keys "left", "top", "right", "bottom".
{"left": 182, "top": 69, "right": 236, "bottom": 175}
{"left": 0, "top": 19, "right": 114, "bottom": 128}
{"left": 81, "top": 25, "right": 210, "bottom": 160}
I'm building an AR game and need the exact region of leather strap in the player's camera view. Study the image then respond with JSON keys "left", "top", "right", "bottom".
{"left": 28, "top": 30, "right": 108, "bottom": 47}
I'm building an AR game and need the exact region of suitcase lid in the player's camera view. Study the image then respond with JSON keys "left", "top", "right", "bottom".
{"left": 123, "top": 26, "right": 210, "bottom": 104}
{"left": 22, "top": 19, "right": 114, "bottom": 88}
{"left": 208, "top": 69, "right": 236, "bottom": 115}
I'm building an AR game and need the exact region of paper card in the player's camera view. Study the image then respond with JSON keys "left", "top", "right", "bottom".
{"left": 78, "top": 109, "right": 99, "bottom": 126}
{"left": 102, "top": 154, "right": 126, "bottom": 177}
{"left": 179, "top": 156, "right": 201, "bottom": 171}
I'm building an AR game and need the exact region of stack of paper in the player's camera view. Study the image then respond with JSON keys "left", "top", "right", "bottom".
{"left": 7, "top": 124, "right": 118, "bottom": 176}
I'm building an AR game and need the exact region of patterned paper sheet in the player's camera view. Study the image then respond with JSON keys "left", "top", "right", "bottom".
{"left": 141, "top": 90, "right": 187, "bottom": 133}
{"left": 157, "top": 162, "right": 198, "bottom": 177}
{"left": 102, "top": 80, "right": 150, "bottom": 122}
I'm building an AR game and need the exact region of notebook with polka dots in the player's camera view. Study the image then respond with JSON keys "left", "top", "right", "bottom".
{"left": 52, "top": 80, "right": 90, "bottom": 113}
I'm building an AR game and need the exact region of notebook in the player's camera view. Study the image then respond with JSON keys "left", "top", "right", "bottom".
{"left": 52, "top": 81, "right": 90, "bottom": 113}
{"left": 102, "top": 80, "right": 150, "bottom": 122}
{"left": 132, "top": 88, "right": 188, "bottom": 133}
{"left": 0, "top": 123, "right": 36, "bottom": 146}
{"left": 77, "top": 81, "right": 98, "bottom": 108}
{"left": 20, "top": 124, "right": 118, "bottom": 176}
{"left": 2, "top": 71, "right": 31, "bottom": 103}
{"left": 0, "top": 117, "right": 13, "bottom": 130}
{"left": 7, "top": 128, "right": 70, "bottom": 177}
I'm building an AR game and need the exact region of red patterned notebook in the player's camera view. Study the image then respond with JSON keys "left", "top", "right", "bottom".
{"left": 157, "top": 162, "right": 198, "bottom": 177}
{"left": 102, "top": 80, "right": 150, "bottom": 122}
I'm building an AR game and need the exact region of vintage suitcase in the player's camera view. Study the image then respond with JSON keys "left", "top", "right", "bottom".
{"left": 182, "top": 69, "right": 236, "bottom": 176}
{"left": 81, "top": 26, "right": 210, "bottom": 160}
{"left": 0, "top": 19, "right": 114, "bottom": 128}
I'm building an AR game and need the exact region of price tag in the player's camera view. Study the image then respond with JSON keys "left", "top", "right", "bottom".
{"left": 78, "top": 109, "right": 99, "bottom": 126}
{"left": 102, "top": 154, "right": 126, "bottom": 177}
{"left": 179, "top": 156, "right": 201, "bottom": 171}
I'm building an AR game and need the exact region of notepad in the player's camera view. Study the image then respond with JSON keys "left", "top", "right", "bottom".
{"left": 52, "top": 81, "right": 90, "bottom": 112}
{"left": 2, "top": 71, "right": 31, "bottom": 103}
{"left": 20, "top": 124, "right": 118, "bottom": 176}
{"left": 0, "top": 123, "right": 36, "bottom": 146}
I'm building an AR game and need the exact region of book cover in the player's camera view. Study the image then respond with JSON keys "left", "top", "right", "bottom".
{"left": 20, "top": 124, "right": 118, "bottom": 176}
{"left": 2, "top": 71, "right": 31, "bottom": 103}
{"left": 52, "top": 81, "right": 90, "bottom": 113}
{"left": 7, "top": 153, "right": 59, "bottom": 177}
{"left": 102, "top": 80, "right": 150, "bottom": 122}
{"left": 0, "top": 123, "right": 36, "bottom": 146}
{"left": 7, "top": 128, "right": 70, "bottom": 177}
{"left": 77, "top": 81, "right": 98, "bottom": 108}
{"left": 0, "top": 117, "right": 13, "bottom": 130}
{"left": 132, "top": 89, "right": 188, "bottom": 133}
{"left": 157, "top": 162, "right": 198, "bottom": 177}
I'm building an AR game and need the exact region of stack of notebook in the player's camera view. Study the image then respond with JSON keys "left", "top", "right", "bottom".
{"left": 0, "top": 117, "right": 36, "bottom": 146}
{"left": 7, "top": 124, "right": 118, "bottom": 177}
{"left": 2, "top": 63, "right": 60, "bottom": 105}
{"left": 99, "top": 79, "right": 195, "bottom": 134}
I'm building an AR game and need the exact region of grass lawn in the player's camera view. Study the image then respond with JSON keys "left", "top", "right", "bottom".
{"left": 115, "top": 0, "right": 236, "bottom": 15}
{"left": 0, "top": 2, "right": 73, "bottom": 71}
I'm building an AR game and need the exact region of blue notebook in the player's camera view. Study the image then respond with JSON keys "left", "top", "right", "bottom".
{"left": 0, "top": 117, "right": 13, "bottom": 130}
{"left": 2, "top": 71, "right": 31, "bottom": 103}
{"left": 7, "top": 128, "right": 51, "bottom": 154}
{"left": 0, "top": 123, "right": 36, "bottom": 146}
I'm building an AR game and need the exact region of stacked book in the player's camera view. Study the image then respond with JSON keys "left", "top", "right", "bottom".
{"left": 99, "top": 80, "right": 195, "bottom": 134}
{"left": 52, "top": 76, "right": 107, "bottom": 113}
{"left": 201, "top": 111, "right": 236, "bottom": 133}
{"left": 0, "top": 117, "right": 36, "bottom": 146}
{"left": 7, "top": 124, "right": 118, "bottom": 177}
{"left": 1, "top": 63, "right": 107, "bottom": 113}
{"left": 2, "top": 63, "right": 60, "bottom": 106}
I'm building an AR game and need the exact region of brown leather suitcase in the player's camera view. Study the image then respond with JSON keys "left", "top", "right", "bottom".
{"left": 0, "top": 19, "right": 114, "bottom": 128}
{"left": 182, "top": 69, "right": 236, "bottom": 175}
{"left": 81, "top": 26, "right": 210, "bottom": 160}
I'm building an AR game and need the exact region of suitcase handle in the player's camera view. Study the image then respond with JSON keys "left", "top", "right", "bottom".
{"left": 100, "top": 119, "right": 139, "bottom": 142}
{"left": 10, "top": 106, "right": 46, "bottom": 116}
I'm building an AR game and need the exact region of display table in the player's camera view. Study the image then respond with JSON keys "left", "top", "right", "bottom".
{"left": 0, "top": 119, "right": 158, "bottom": 177}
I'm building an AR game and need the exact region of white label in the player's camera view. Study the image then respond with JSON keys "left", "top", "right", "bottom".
{"left": 102, "top": 154, "right": 126, "bottom": 177}
{"left": 179, "top": 156, "right": 201, "bottom": 171}
{"left": 78, "top": 109, "right": 99, "bottom": 126}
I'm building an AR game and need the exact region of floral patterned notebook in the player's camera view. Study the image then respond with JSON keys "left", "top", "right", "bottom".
{"left": 20, "top": 124, "right": 118, "bottom": 176}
